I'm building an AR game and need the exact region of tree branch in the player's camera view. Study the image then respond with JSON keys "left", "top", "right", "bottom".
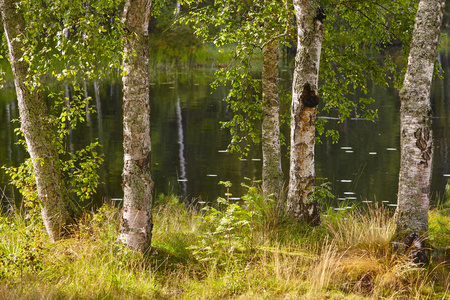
{"left": 261, "top": 0, "right": 291, "bottom": 49}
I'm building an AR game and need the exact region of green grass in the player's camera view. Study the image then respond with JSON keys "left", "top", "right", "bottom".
{"left": 1, "top": 192, "right": 450, "bottom": 299}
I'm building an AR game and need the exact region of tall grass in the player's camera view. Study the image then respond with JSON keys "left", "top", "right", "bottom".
{"left": 1, "top": 192, "right": 449, "bottom": 299}
{"left": 323, "top": 205, "right": 396, "bottom": 255}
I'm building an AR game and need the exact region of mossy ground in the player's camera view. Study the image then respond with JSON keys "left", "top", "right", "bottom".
{"left": 1, "top": 192, "right": 449, "bottom": 299}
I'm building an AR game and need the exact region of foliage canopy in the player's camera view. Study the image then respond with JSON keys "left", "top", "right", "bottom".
{"left": 181, "top": 0, "right": 417, "bottom": 150}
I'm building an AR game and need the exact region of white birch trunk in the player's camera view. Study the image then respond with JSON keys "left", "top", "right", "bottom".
{"left": 261, "top": 39, "right": 283, "bottom": 200}
{"left": 120, "top": 0, "right": 154, "bottom": 252}
{"left": 395, "top": 0, "right": 445, "bottom": 261}
{"left": 286, "top": 0, "right": 323, "bottom": 225}
{"left": 0, "top": 0, "right": 71, "bottom": 242}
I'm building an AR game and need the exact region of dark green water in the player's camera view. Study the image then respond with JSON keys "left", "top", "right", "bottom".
{"left": 1, "top": 52, "right": 450, "bottom": 209}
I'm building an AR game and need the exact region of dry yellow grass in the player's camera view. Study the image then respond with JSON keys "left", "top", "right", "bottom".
{"left": 1, "top": 198, "right": 449, "bottom": 299}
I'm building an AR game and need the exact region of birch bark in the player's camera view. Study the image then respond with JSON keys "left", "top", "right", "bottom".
{"left": 395, "top": 0, "right": 445, "bottom": 261}
{"left": 261, "top": 39, "right": 283, "bottom": 200}
{"left": 286, "top": 0, "right": 323, "bottom": 225}
{"left": 0, "top": 0, "right": 71, "bottom": 242}
{"left": 120, "top": 0, "right": 154, "bottom": 251}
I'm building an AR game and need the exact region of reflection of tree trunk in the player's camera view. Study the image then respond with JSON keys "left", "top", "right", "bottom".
{"left": 94, "top": 80, "right": 102, "bottom": 119}
{"left": 10, "top": 100, "right": 21, "bottom": 162}
{"left": 83, "top": 81, "right": 91, "bottom": 126}
{"left": 261, "top": 39, "right": 283, "bottom": 200}
{"left": 0, "top": 0, "right": 71, "bottom": 241}
{"left": 6, "top": 102, "right": 12, "bottom": 161}
{"left": 175, "top": 1, "right": 180, "bottom": 15}
{"left": 286, "top": 0, "right": 323, "bottom": 225}
{"left": 176, "top": 97, "right": 187, "bottom": 198}
{"left": 395, "top": 0, "right": 445, "bottom": 263}
{"left": 94, "top": 80, "right": 104, "bottom": 143}
{"left": 64, "top": 84, "right": 75, "bottom": 153}
{"left": 120, "top": 0, "right": 153, "bottom": 252}
{"left": 93, "top": 79, "right": 108, "bottom": 197}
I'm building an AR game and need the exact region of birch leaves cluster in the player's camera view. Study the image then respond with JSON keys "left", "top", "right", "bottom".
{"left": 0, "top": 0, "right": 126, "bottom": 241}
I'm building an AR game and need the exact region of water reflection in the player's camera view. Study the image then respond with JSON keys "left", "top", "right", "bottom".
{"left": 176, "top": 96, "right": 187, "bottom": 199}
{"left": 1, "top": 53, "right": 450, "bottom": 208}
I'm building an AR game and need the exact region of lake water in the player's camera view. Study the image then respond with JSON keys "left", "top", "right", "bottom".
{"left": 1, "top": 51, "right": 450, "bottom": 209}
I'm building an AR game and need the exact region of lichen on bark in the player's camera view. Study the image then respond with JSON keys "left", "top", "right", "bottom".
{"left": 0, "top": 0, "right": 71, "bottom": 242}
{"left": 261, "top": 38, "right": 283, "bottom": 201}
{"left": 120, "top": 0, "right": 154, "bottom": 252}
{"left": 395, "top": 0, "right": 445, "bottom": 263}
{"left": 286, "top": 0, "right": 323, "bottom": 225}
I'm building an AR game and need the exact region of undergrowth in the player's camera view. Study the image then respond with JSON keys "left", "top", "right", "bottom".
{"left": 1, "top": 183, "right": 450, "bottom": 299}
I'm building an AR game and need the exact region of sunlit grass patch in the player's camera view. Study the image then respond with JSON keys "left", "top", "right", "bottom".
{"left": 1, "top": 192, "right": 450, "bottom": 299}
{"left": 429, "top": 208, "right": 450, "bottom": 249}
{"left": 0, "top": 203, "right": 161, "bottom": 299}
{"left": 322, "top": 204, "right": 396, "bottom": 256}
{"left": 311, "top": 204, "right": 449, "bottom": 299}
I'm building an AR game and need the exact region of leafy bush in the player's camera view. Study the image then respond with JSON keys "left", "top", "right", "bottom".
{"left": 188, "top": 180, "right": 274, "bottom": 267}
{"left": 0, "top": 213, "right": 45, "bottom": 282}
{"left": 3, "top": 82, "right": 104, "bottom": 218}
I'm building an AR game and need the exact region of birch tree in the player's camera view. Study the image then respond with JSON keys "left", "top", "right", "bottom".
{"left": 395, "top": 0, "right": 445, "bottom": 263}
{"left": 183, "top": 1, "right": 414, "bottom": 222}
{"left": 261, "top": 38, "right": 284, "bottom": 199}
{"left": 286, "top": 0, "right": 416, "bottom": 224}
{"left": 120, "top": 0, "right": 154, "bottom": 251}
{"left": 286, "top": 0, "right": 324, "bottom": 225}
{"left": 260, "top": 0, "right": 289, "bottom": 199}
{"left": 1, "top": 0, "right": 123, "bottom": 241}
{"left": 182, "top": 0, "right": 291, "bottom": 200}
{"left": 0, "top": 0, "right": 71, "bottom": 242}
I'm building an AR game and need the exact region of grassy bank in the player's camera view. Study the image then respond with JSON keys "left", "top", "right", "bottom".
{"left": 1, "top": 186, "right": 450, "bottom": 299}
